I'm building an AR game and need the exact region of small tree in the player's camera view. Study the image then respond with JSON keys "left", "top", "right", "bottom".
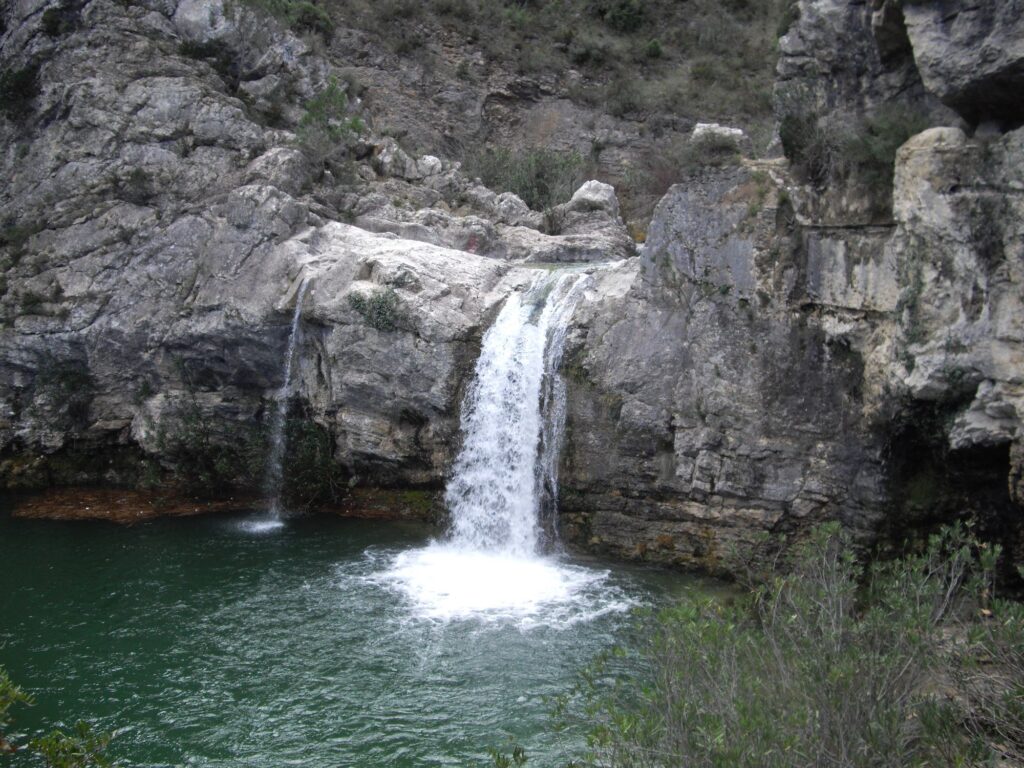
{"left": 296, "top": 77, "right": 365, "bottom": 172}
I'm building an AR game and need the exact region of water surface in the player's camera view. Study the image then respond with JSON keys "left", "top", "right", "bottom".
{"left": 0, "top": 509, "right": 704, "bottom": 767}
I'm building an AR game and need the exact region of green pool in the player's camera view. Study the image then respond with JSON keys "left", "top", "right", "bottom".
{"left": 0, "top": 507, "right": 701, "bottom": 767}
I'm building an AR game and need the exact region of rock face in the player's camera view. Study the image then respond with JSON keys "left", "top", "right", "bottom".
{"left": 0, "top": 0, "right": 630, "bottom": 496}
{"left": 902, "top": 0, "right": 1024, "bottom": 126}
{"left": 558, "top": 166, "right": 887, "bottom": 573}
{"left": 1, "top": 0, "right": 1021, "bottom": 574}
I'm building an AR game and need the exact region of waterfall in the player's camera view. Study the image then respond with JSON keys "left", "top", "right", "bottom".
{"left": 380, "top": 269, "right": 611, "bottom": 623}
{"left": 263, "top": 277, "right": 310, "bottom": 519}
{"left": 445, "top": 270, "right": 587, "bottom": 556}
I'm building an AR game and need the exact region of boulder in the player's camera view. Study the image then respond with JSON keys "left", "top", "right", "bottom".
{"left": 902, "top": 0, "right": 1024, "bottom": 125}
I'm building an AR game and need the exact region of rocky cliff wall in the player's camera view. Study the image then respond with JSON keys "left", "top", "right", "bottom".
{"left": 555, "top": 0, "right": 1023, "bottom": 573}
{"left": 1, "top": 0, "right": 1021, "bottom": 574}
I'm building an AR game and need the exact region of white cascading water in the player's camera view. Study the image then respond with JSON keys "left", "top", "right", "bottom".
{"left": 242, "top": 277, "right": 309, "bottom": 533}
{"left": 444, "top": 272, "right": 586, "bottom": 555}
{"left": 381, "top": 270, "right": 629, "bottom": 624}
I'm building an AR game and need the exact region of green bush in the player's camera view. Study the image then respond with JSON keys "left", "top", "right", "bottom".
{"left": 348, "top": 288, "right": 400, "bottom": 332}
{"left": 461, "top": 147, "right": 586, "bottom": 211}
{"left": 290, "top": 1, "right": 333, "bottom": 36}
{"left": 780, "top": 104, "right": 927, "bottom": 196}
{"left": 846, "top": 105, "right": 929, "bottom": 192}
{"left": 158, "top": 392, "right": 266, "bottom": 496}
{"left": 593, "top": 0, "right": 644, "bottom": 32}
{"left": 281, "top": 416, "right": 347, "bottom": 509}
{"left": 235, "top": 0, "right": 333, "bottom": 37}
{"left": 551, "top": 524, "right": 1013, "bottom": 767}
{"left": 1, "top": 666, "right": 116, "bottom": 767}
{"left": 41, "top": 7, "right": 75, "bottom": 36}
{"left": 643, "top": 38, "right": 662, "bottom": 58}
{"left": 0, "top": 64, "right": 40, "bottom": 121}
{"left": 178, "top": 40, "right": 239, "bottom": 86}
{"left": 296, "top": 77, "right": 365, "bottom": 168}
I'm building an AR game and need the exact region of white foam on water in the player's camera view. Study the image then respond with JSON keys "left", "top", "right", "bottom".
{"left": 376, "top": 544, "right": 633, "bottom": 628}
{"left": 237, "top": 517, "right": 287, "bottom": 534}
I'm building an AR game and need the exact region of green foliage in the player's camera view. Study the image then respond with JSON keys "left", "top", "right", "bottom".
{"left": 0, "top": 64, "right": 40, "bottom": 121}
{"left": 488, "top": 743, "right": 528, "bottom": 767}
{"left": 1, "top": 666, "right": 32, "bottom": 753}
{"left": 348, "top": 288, "right": 400, "bottom": 332}
{"left": 160, "top": 407, "right": 265, "bottom": 495}
{"left": 635, "top": 131, "right": 741, "bottom": 199}
{"left": 642, "top": 38, "right": 662, "bottom": 59}
{"left": 296, "top": 77, "right": 365, "bottom": 169}
{"left": 34, "top": 357, "right": 93, "bottom": 424}
{"left": 31, "top": 722, "right": 115, "bottom": 768}
{"left": 1, "top": 220, "right": 45, "bottom": 261}
{"left": 461, "top": 147, "right": 586, "bottom": 212}
{"left": 41, "top": 6, "right": 77, "bottom": 36}
{"left": 178, "top": 39, "right": 239, "bottom": 86}
{"left": 776, "top": 0, "right": 799, "bottom": 37}
{"left": 280, "top": 415, "right": 348, "bottom": 509}
{"left": 845, "top": 105, "right": 929, "bottom": 192}
{"left": 780, "top": 103, "right": 928, "bottom": 204}
{"left": 592, "top": 0, "right": 644, "bottom": 32}
{"left": 115, "top": 167, "right": 155, "bottom": 205}
{"left": 1, "top": 666, "right": 115, "bottom": 767}
{"left": 234, "top": 0, "right": 334, "bottom": 37}
{"left": 552, "top": 524, "right": 1011, "bottom": 767}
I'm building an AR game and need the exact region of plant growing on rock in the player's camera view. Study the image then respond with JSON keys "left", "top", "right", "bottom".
{"left": 0, "top": 64, "right": 40, "bottom": 121}
{"left": 296, "top": 77, "right": 365, "bottom": 172}
{"left": 348, "top": 288, "right": 401, "bottom": 332}
{"left": 234, "top": 0, "right": 333, "bottom": 38}
{"left": 1, "top": 665, "right": 117, "bottom": 767}
{"left": 461, "top": 147, "right": 587, "bottom": 212}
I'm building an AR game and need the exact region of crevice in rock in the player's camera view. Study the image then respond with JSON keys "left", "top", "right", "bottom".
{"left": 880, "top": 397, "right": 1023, "bottom": 585}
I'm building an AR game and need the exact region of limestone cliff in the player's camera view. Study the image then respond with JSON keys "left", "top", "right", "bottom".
{"left": 1, "top": 0, "right": 1021, "bottom": 575}
{"left": 554, "top": 0, "right": 1023, "bottom": 573}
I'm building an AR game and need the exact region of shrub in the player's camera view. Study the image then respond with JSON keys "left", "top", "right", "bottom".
{"left": 348, "top": 288, "right": 400, "bottom": 332}
{"left": 461, "top": 147, "right": 586, "bottom": 211}
{"left": 593, "top": 0, "right": 644, "bottom": 32}
{"left": 552, "top": 524, "right": 1009, "bottom": 767}
{"left": 281, "top": 415, "right": 347, "bottom": 509}
{"left": 0, "top": 64, "right": 40, "bottom": 121}
{"left": 235, "top": 0, "right": 333, "bottom": 38}
{"left": 845, "top": 105, "right": 929, "bottom": 192}
{"left": 41, "top": 7, "right": 73, "bottom": 36}
{"left": 296, "top": 77, "right": 365, "bottom": 168}
{"left": 178, "top": 39, "right": 239, "bottom": 85}
{"left": 781, "top": 103, "right": 927, "bottom": 207}
{"left": 290, "top": 1, "right": 333, "bottom": 36}
{"left": 2, "top": 665, "right": 115, "bottom": 767}
{"left": 777, "top": 0, "right": 800, "bottom": 37}
{"left": 643, "top": 38, "right": 662, "bottom": 58}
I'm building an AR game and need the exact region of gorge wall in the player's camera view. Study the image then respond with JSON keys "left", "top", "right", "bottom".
{"left": 1, "top": 0, "right": 1021, "bottom": 575}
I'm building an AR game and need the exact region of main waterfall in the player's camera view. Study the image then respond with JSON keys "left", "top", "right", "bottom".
{"left": 445, "top": 271, "right": 585, "bottom": 555}
{"left": 381, "top": 269, "right": 628, "bottom": 625}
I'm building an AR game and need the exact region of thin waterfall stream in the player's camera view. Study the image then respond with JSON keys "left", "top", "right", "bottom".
{"left": 381, "top": 268, "right": 630, "bottom": 624}
{"left": 244, "top": 277, "right": 309, "bottom": 533}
